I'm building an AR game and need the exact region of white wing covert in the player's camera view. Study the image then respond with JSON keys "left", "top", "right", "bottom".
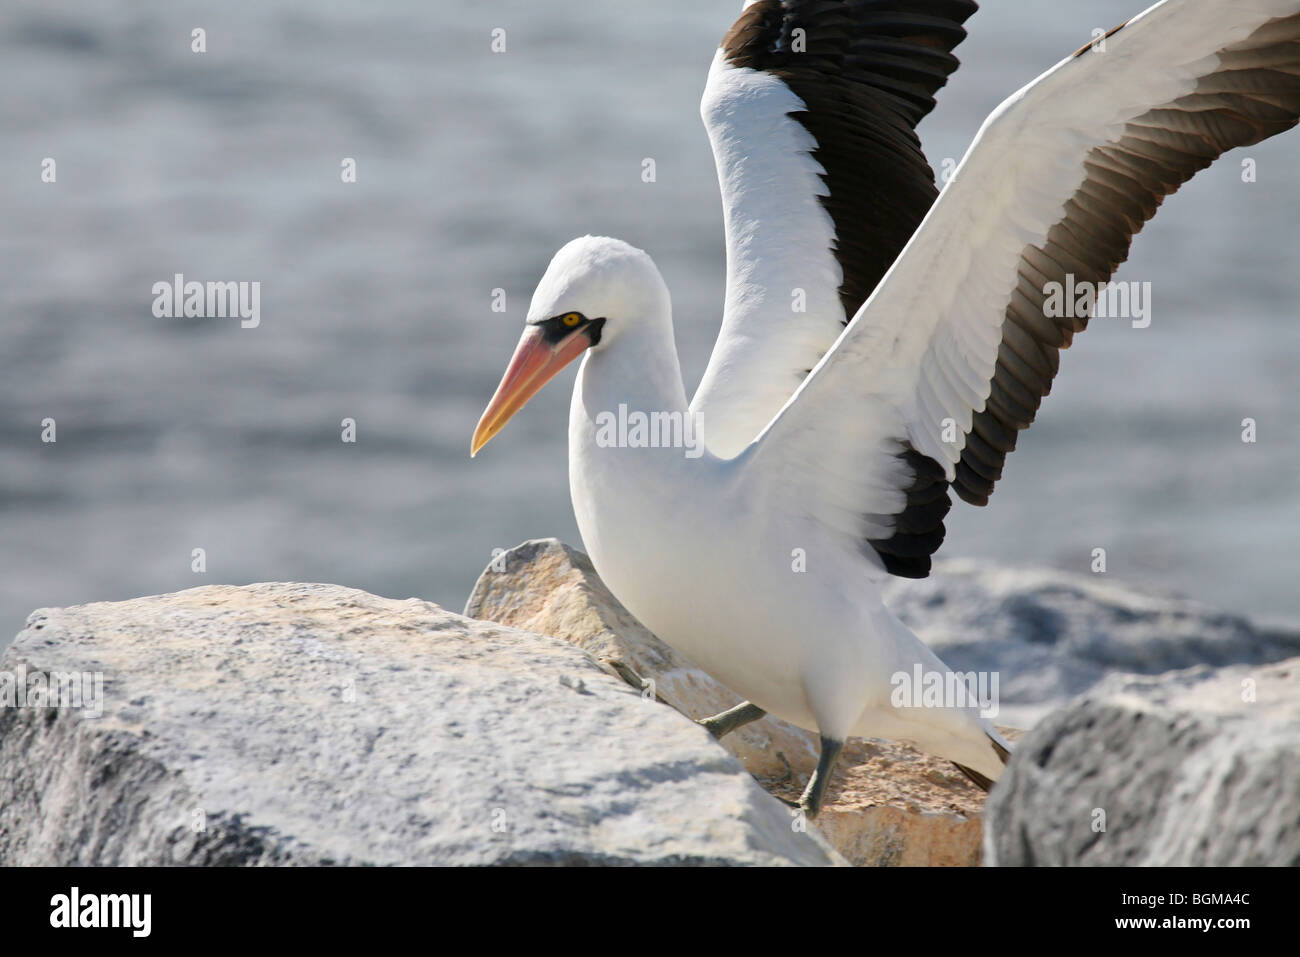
{"left": 692, "top": 0, "right": 979, "bottom": 457}
{"left": 743, "top": 0, "right": 1300, "bottom": 578}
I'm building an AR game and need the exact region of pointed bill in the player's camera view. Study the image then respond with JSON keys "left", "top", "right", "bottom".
{"left": 471, "top": 325, "right": 591, "bottom": 456}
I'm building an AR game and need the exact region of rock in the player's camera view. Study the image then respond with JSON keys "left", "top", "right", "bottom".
{"left": 465, "top": 538, "right": 1000, "bottom": 867}
{"left": 464, "top": 538, "right": 820, "bottom": 781}
{"left": 0, "top": 582, "right": 843, "bottom": 866}
{"left": 984, "top": 657, "right": 1300, "bottom": 865}
{"left": 883, "top": 560, "right": 1300, "bottom": 729}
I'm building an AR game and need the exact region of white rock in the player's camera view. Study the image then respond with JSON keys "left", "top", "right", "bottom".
{"left": 466, "top": 539, "right": 1003, "bottom": 866}
{"left": 0, "top": 582, "right": 842, "bottom": 866}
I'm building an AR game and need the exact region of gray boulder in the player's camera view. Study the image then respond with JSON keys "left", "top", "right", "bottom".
{"left": 883, "top": 560, "right": 1300, "bottom": 728}
{"left": 985, "top": 657, "right": 1300, "bottom": 865}
{"left": 0, "top": 582, "right": 842, "bottom": 866}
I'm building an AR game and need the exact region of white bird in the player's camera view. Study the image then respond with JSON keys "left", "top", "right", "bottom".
{"left": 472, "top": 0, "right": 1300, "bottom": 815}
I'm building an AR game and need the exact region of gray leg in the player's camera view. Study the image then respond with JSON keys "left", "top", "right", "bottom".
{"left": 698, "top": 701, "right": 767, "bottom": 739}
{"left": 798, "top": 735, "right": 844, "bottom": 818}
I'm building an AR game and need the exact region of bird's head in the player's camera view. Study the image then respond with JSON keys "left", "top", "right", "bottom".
{"left": 471, "top": 235, "right": 664, "bottom": 456}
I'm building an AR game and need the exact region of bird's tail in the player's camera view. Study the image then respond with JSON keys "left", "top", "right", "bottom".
{"left": 951, "top": 731, "right": 1010, "bottom": 793}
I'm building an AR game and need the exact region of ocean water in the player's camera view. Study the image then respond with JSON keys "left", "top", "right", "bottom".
{"left": 3, "top": 0, "right": 1299, "bottom": 662}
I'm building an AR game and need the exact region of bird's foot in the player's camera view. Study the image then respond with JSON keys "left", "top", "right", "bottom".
{"left": 797, "top": 735, "right": 845, "bottom": 819}
{"left": 697, "top": 701, "right": 766, "bottom": 739}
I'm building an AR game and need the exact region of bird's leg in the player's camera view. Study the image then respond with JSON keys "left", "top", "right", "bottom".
{"left": 798, "top": 735, "right": 845, "bottom": 818}
{"left": 697, "top": 701, "right": 767, "bottom": 739}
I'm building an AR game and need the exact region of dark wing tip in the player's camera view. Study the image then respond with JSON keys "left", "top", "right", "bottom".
{"left": 867, "top": 445, "right": 952, "bottom": 578}
{"left": 719, "top": 1, "right": 982, "bottom": 325}
{"left": 723, "top": 0, "right": 979, "bottom": 126}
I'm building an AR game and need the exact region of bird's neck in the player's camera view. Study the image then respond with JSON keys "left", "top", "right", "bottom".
{"left": 567, "top": 303, "right": 701, "bottom": 599}
{"left": 567, "top": 304, "right": 695, "bottom": 525}
{"left": 572, "top": 311, "right": 689, "bottom": 429}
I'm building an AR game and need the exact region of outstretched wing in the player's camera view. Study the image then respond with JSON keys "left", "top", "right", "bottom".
{"left": 690, "top": 0, "right": 979, "bottom": 457}
{"left": 742, "top": 0, "right": 1300, "bottom": 578}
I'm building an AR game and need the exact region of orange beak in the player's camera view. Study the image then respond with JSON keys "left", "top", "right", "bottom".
{"left": 471, "top": 324, "right": 593, "bottom": 456}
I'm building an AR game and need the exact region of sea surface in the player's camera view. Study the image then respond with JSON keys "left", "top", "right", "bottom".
{"left": 3, "top": 0, "right": 1299, "bottom": 663}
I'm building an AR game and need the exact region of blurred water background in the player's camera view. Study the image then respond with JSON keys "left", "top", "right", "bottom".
{"left": 3, "top": 0, "right": 1298, "bottom": 662}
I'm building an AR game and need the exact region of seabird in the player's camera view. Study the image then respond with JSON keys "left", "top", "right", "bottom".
{"left": 471, "top": 0, "right": 1300, "bottom": 814}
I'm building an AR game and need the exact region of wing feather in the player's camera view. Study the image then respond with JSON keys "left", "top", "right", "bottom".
{"left": 742, "top": 0, "right": 1300, "bottom": 577}
{"left": 692, "top": 0, "right": 978, "bottom": 457}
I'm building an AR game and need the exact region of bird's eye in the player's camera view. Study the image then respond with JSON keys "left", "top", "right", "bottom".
{"left": 560, "top": 312, "right": 583, "bottom": 328}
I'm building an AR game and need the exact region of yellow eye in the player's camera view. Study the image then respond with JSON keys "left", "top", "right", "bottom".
{"left": 561, "top": 312, "right": 582, "bottom": 328}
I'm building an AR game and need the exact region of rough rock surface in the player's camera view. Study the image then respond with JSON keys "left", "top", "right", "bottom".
{"left": 466, "top": 539, "right": 998, "bottom": 866}
{"left": 985, "top": 658, "right": 1300, "bottom": 865}
{"left": 0, "top": 583, "right": 843, "bottom": 866}
{"left": 883, "top": 561, "right": 1300, "bottom": 729}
